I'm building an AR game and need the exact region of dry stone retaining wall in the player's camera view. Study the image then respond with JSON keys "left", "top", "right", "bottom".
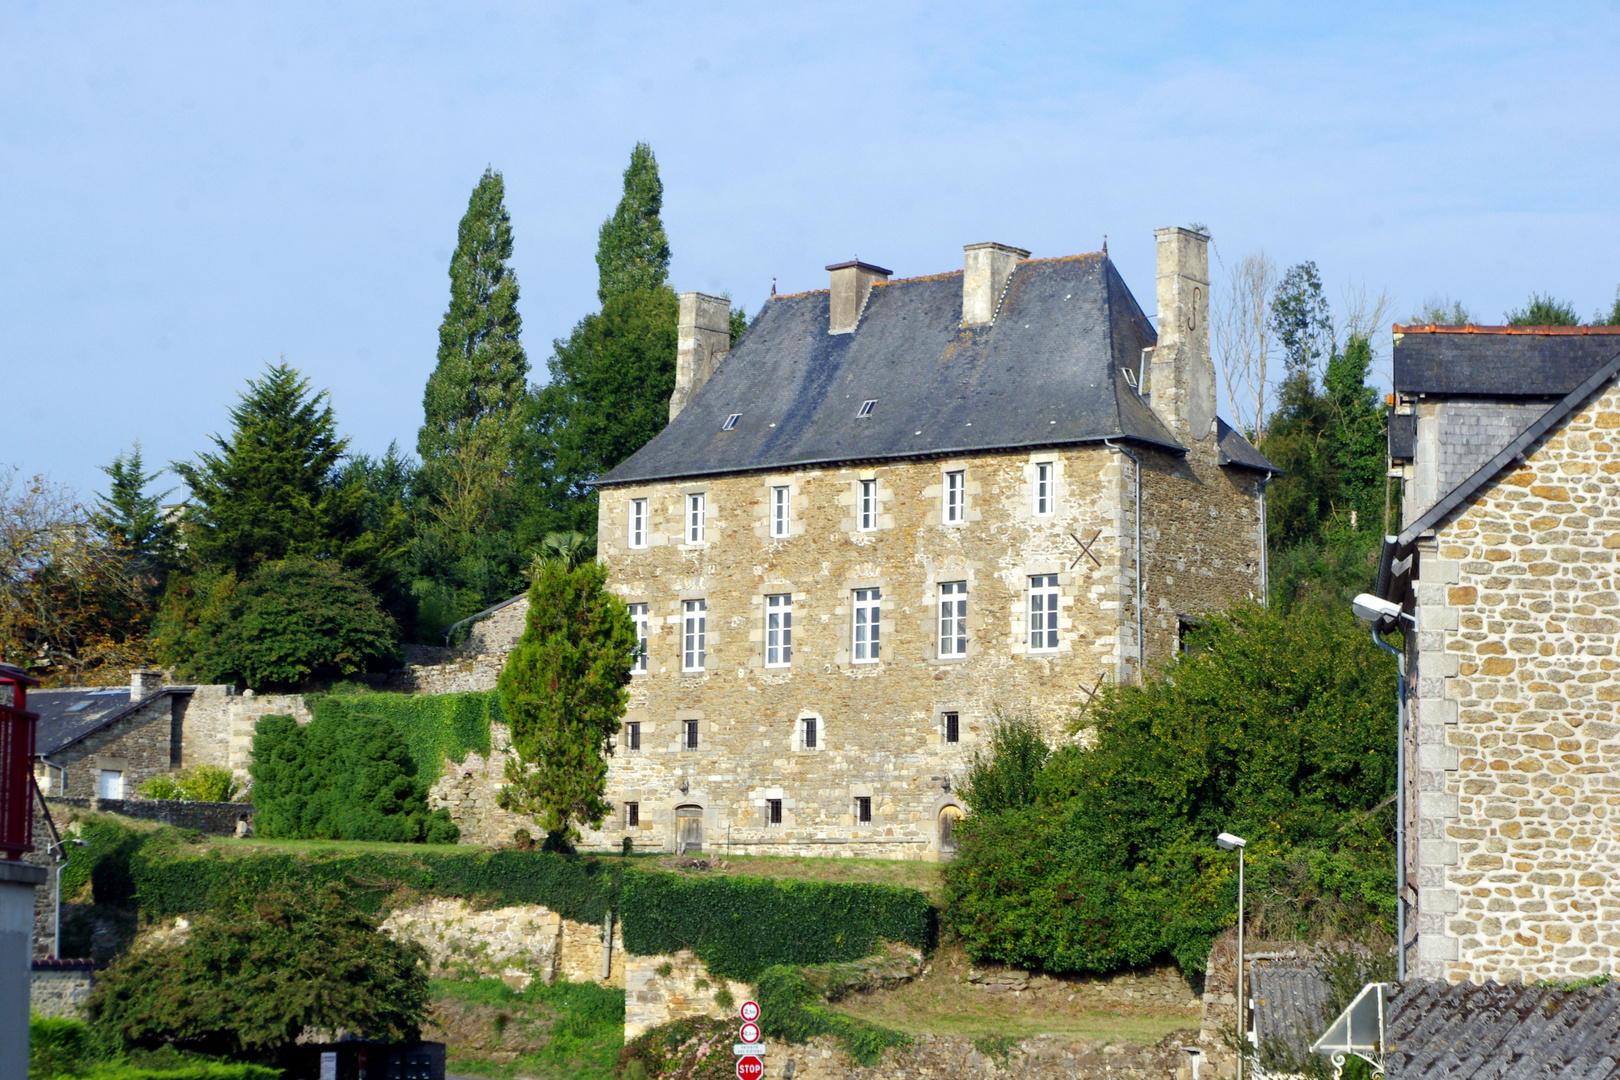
{"left": 623, "top": 949, "right": 751, "bottom": 1040}
{"left": 379, "top": 898, "right": 622, "bottom": 990}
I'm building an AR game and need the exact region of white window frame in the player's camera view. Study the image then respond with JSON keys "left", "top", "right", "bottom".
{"left": 945, "top": 470, "right": 966, "bottom": 524}
{"left": 629, "top": 498, "right": 648, "bottom": 548}
{"left": 683, "top": 599, "right": 706, "bottom": 671}
{"left": 938, "top": 581, "right": 968, "bottom": 658}
{"left": 852, "top": 587, "right": 881, "bottom": 664}
{"left": 1035, "top": 463, "right": 1053, "bottom": 516}
{"left": 858, "top": 479, "right": 877, "bottom": 532}
{"left": 687, "top": 493, "right": 706, "bottom": 545}
{"left": 766, "top": 593, "right": 793, "bottom": 668}
{"left": 99, "top": 769, "right": 124, "bottom": 800}
{"left": 629, "top": 603, "right": 649, "bottom": 673}
{"left": 1028, "top": 575, "right": 1060, "bottom": 652}
{"left": 771, "top": 485, "right": 791, "bottom": 538}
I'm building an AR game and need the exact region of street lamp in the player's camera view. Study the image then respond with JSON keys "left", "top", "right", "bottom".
{"left": 1217, "top": 832, "right": 1248, "bottom": 1080}
{"left": 1352, "top": 590, "right": 1410, "bottom": 982}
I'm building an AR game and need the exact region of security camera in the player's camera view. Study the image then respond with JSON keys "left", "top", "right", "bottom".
{"left": 1352, "top": 593, "right": 1405, "bottom": 624}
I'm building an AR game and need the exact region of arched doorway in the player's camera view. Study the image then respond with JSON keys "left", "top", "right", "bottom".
{"left": 939, "top": 806, "right": 964, "bottom": 856}
{"left": 676, "top": 805, "right": 703, "bottom": 854}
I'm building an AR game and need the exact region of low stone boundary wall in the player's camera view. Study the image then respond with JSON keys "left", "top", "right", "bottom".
{"left": 49, "top": 797, "right": 253, "bottom": 836}
{"left": 379, "top": 898, "right": 623, "bottom": 990}
{"left": 32, "top": 958, "right": 98, "bottom": 1018}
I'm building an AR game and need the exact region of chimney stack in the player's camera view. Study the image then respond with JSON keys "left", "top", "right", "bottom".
{"left": 825, "top": 260, "right": 890, "bottom": 335}
{"left": 669, "top": 292, "right": 732, "bottom": 421}
{"left": 961, "top": 242, "right": 1029, "bottom": 326}
{"left": 1150, "top": 226, "right": 1217, "bottom": 443}
{"left": 131, "top": 668, "right": 163, "bottom": 702}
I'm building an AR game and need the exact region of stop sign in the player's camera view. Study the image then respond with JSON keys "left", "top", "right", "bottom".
{"left": 736, "top": 1055, "right": 764, "bottom": 1080}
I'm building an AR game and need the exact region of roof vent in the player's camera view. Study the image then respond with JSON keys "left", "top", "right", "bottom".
{"left": 826, "top": 260, "right": 890, "bottom": 335}
{"left": 962, "top": 242, "right": 1029, "bottom": 326}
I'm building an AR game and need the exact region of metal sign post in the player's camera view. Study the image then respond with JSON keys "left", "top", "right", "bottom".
{"left": 735, "top": 999, "right": 765, "bottom": 1077}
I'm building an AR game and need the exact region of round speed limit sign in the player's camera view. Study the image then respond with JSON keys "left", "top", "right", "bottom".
{"left": 739, "top": 1000, "right": 761, "bottom": 1022}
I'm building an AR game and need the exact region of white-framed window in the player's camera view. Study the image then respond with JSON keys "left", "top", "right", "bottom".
{"left": 857, "top": 399, "right": 877, "bottom": 417}
{"left": 683, "top": 600, "right": 706, "bottom": 671}
{"left": 945, "top": 470, "right": 965, "bottom": 523}
{"left": 686, "top": 493, "right": 706, "bottom": 544}
{"left": 625, "top": 801, "right": 640, "bottom": 827}
{"left": 766, "top": 594, "right": 793, "bottom": 667}
{"left": 1029, "top": 575, "right": 1060, "bottom": 652}
{"left": 802, "top": 716, "right": 818, "bottom": 749}
{"left": 629, "top": 603, "right": 649, "bottom": 673}
{"left": 771, "top": 485, "right": 791, "bottom": 538}
{"left": 626, "top": 721, "right": 641, "bottom": 751}
{"left": 629, "top": 498, "right": 648, "bottom": 548}
{"left": 723, "top": 413, "right": 741, "bottom": 430}
{"left": 767, "top": 798, "right": 783, "bottom": 826}
{"left": 1035, "top": 463, "right": 1053, "bottom": 516}
{"left": 855, "top": 796, "right": 873, "bottom": 824}
{"left": 938, "top": 581, "right": 968, "bottom": 658}
{"left": 942, "top": 711, "right": 960, "bottom": 744}
{"left": 683, "top": 719, "right": 700, "bottom": 750}
{"left": 858, "top": 479, "right": 877, "bottom": 532}
{"left": 852, "top": 588, "right": 881, "bottom": 664}
{"left": 99, "top": 769, "right": 124, "bottom": 800}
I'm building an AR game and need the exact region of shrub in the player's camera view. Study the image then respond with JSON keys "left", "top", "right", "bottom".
{"left": 754, "top": 964, "right": 908, "bottom": 1065}
{"left": 249, "top": 707, "right": 458, "bottom": 843}
{"left": 192, "top": 557, "right": 400, "bottom": 690}
{"left": 302, "top": 689, "right": 497, "bottom": 788}
{"left": 945, "top": 601, "right": 1397, "bottom": 975}
{"left": 136, "top": 766, "right": 240, "bottom": 803}
{"left": 959, "top": 710, "right": 1049, "bottom": 816}
{"left": 87, "top": 881, "right": 427, "bottom": 1063}
{"left": 616, "top": 1016, "right": 735, "bottom": 1080}
{"left": 620, "top": 873, "right": 934, "bottom": 982}
{"left": 59, "top": 816, "right": 149, "bottom": 908}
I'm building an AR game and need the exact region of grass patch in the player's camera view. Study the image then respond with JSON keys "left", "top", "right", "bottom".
{"left": 428, "top": 977, "right": 623, "bottom": 1080}
{"left": 652, "top": 853, "right": 946, "bottom": 902}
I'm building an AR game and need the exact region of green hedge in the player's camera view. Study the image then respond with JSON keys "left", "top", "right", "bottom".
{"left": 41, "top": 1065, "right": 279, "bottom": 1080}
{"left": 132, "top": 848, "right": 620, "bottom": 925}
{"left": 754, "top": 964, "right": 908, "bottom": 1065}
{"left": 619, "top": 873, "right": 934, "bottom": 982}
{"left": 304, "top": 690, "right": 498, "bottom": 786}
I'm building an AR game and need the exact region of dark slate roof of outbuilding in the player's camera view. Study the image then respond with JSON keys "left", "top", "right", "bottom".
{"left": 31, "top": 686, "right": 191, "bottom": 756}
{"left": 1393, "top": 324, "right": 1620, "bottom": 398}
{"left": 600, "top": 254, "right": 1275, "bottom": 486}
{"left": 1385, "top": 978, "right": 1620, "bottom": 1079}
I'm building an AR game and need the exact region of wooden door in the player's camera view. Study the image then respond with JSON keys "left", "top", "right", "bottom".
{"left": 676, "top": 806, "right": 703, "bottom": 854}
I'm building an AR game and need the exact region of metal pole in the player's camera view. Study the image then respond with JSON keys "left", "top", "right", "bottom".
{"left": 1369, "top": 625, "right": 1408, "bottom": 982}
{"left": 1237, "top": 847, "right": 1245, "bottom": 1080}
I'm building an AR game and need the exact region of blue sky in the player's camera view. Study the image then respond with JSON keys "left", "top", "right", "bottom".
{"left": 4, "top": 2, "right": 1618, "bottom": 498}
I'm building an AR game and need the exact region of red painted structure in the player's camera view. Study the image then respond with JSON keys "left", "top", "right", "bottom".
{"left": 0, "top": 663, "right": 40, "bottom": 860}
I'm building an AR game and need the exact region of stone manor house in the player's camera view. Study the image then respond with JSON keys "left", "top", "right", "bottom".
{"left": 571, "top": 227, "right": 1276, "bottom": 858}
{"left": 1375, "top": 323, "right": 1620, "bottom": 984}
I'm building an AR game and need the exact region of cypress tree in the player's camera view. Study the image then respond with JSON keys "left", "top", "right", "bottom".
{"left": 419, "top": 168, "right": 530, "bottom": 468}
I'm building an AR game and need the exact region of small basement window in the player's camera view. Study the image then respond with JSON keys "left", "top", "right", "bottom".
{"left": 855, "top": 796, "right": 873, "bottom": 824}
{"left": 856, "top": 399, "right": 877, "bottom": 418}
{"left": 722, "top": 413, "right": 741, "bottom": 431}
{"left": 767, "top": 799, "right": 783, "bottom": 827}
{"left": 625, "top": 801, "right": 639, "bottom": 828}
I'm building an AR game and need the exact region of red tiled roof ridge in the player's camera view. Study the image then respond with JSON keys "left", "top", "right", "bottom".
{"left": 1393, "top": 323, "right": 1620, "bottom": 335}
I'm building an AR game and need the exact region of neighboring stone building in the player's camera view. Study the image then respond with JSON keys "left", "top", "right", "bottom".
{"left": 567, "top": 228, "right": 1276, "bottom": 858}
{"left": 1374, "top": 323, "right": 1620, "bottom": 983}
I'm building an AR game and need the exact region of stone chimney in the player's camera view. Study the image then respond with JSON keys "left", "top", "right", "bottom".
{"left": 1150, "top": 226, "right": 1217, "bottom": 443}
{"left": 961, "top": 242, "right": 1030, "bottom": 326}
{"left": 130, "top": 668, "right": 164, "bottom": 701}
{"left": 825, "top": 260, "right": 891, "bottom": 335}
{"left": 668, "top": 292, "right": 732, "bottom": 421}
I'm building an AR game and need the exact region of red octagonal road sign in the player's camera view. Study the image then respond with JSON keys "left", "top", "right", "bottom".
{"left": 736, "top": 1055, "right": 764, "bottom": 1080}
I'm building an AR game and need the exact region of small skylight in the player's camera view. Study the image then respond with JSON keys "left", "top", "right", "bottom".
{"left": 857, "top": 399, "right": 877, "bottom": 418}
{"left": 722, "top": 413, "right": 741, "bottom": 431}
{"left": 66, "top": 701, "right": 92, "bottom": 713}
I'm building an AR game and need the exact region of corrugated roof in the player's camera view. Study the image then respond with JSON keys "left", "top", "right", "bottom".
{"left": 31, "top": 686, "right": 190, "bottom": 757}
{"left": 1386, "top": 979, "right": 1620, "bottom": 1079}
{"left": 600, "top": 254, "right": 1275, "bottom": 486}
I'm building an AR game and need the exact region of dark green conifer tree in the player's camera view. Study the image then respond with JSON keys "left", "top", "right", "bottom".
{"left": 92, "top": 443, "right": 176, "bottom": 570}
{"left": 1505, "top": 293, "right": 1579, "bottom": 326}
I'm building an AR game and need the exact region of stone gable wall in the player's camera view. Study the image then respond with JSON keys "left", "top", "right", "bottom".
{"left": 1410, "top": 380, "right": 1620, "bottom": 982}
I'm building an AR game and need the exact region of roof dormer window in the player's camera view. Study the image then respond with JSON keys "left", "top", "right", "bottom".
{"left": 857, "top": 399, "right": 877, "bottom": 418}
{"left": 722, "top": 413, "right": 741, "bottom": 431}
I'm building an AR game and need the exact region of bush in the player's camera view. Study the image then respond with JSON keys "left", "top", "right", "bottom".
{"left": 87, "top": 881, "right": 427, "bottom": 1063}
{"left": 616, "top": 1016, "right": 736, "bottom": 1080}
{"left": 755, "top": 964, "right": 908, "bottom": 1065}
{"left": 303, "top": 689, "right": 497, "bottom": 788}
{"left": 959, "top": 710, "right": 1049, "bottom": 816}
{"left": 136, "top": 767, "right": 240, "bottom": 803}
{"left": 620, "top": 873, "right": 934, "bottom": 982}
{"left": 59, "top": 816, "right": 150, "bottom": 908}
{"left": 190, "top": 557, "right": 400, "bottom": 690}
{"left": 248, "top": 707, "right": 458, "bottom": 844}
{"left": 944, "top": 601, "right": 1397, "bottom": 975}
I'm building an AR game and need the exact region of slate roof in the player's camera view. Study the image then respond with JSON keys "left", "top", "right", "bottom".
{"left": 600, "top": 253, "right": 1275, "bottom": 486}
{"left": 30, "top": 686, "right": 190, "bottom": 757}
{"left": 1385, "top": 978, "right": 1620, "bottom": 1079}
{"left": 1393, "top": 324, "right": 1620, "bottom": 398}
{"left": 1251, "top": 961, "right": 1332, "bottom": 1059}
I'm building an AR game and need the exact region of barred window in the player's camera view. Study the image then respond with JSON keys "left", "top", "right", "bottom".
{"left": 625, "top": 801, "right": 639, "bottom": 827}
{"left": 684, "top": 719, "right": 699, "bottom": 751}
{"left": 855, "top": 796, "right": 872, "bottom": 824}
{"left": 802, "top": 716, "right": 818, "bottom": 749}
{"left": 767, "top": 799, "right": 783, "bottom": 826}
{"left": 626, "top": 721, "right": 641, "bottom": 751}
{"left": 943, "top": 711, "right": 959, "bottom": 744}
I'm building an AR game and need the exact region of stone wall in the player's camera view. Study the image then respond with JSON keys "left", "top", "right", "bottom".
{"left": 749, "top": 1033, "right": 1203, "bottom": 1080}
{"left": 47, "top": 796, "right": 253, "bottom": 836}
{"left": 31, "top": 959, "right": 96, "bottom": 1018}
{"left": 1407, "top": 379, "right": 1620, "bottom": 983}
{"left": 41, "top": 694, "right": 176, "bottom": 801}
{"left": 623, "top": 949, "right": 752, "bottom": 1039}
{"left": 424, "top": 723, "right": 531, "bottom": 846}
{"left": 379, "top": 897, "right": 622, "bottom": 990}
{"left": 587, "top": 438, "right": 1263, "bottom": 857}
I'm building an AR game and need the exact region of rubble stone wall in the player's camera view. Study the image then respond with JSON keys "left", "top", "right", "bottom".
{"left": 379, "top": 897, "right": 622, "bottom": 990}
{"left": 623, "top": 949, "right": 751, "bottom": 1040}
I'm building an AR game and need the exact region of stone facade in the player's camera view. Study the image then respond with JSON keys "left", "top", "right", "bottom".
{"left": 584, "top": 437, "right": 1263, "bottom": 856}
{"left": 1402, "top": 379, "right": 1620, "bottom": 983}
{"left": 30, "top": 958, "right": 96, "bottom": 1018}
{"left": 379, "top": 897, "right": 623, "bottom": 990}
